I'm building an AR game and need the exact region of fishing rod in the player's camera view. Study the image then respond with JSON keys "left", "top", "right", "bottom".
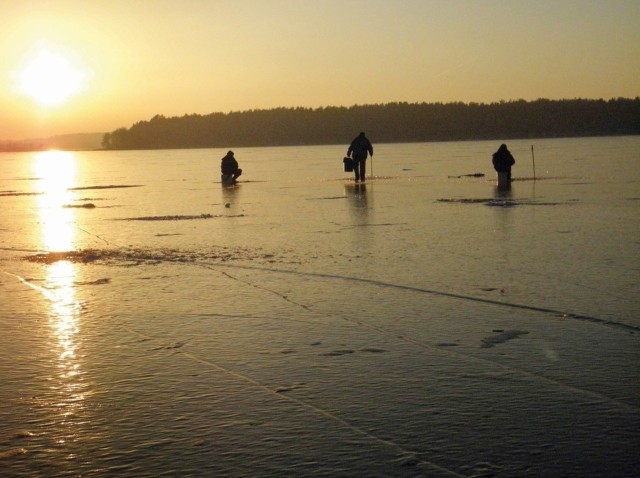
{"left": 531, "top": 145, "right": 536, "bottom": 181}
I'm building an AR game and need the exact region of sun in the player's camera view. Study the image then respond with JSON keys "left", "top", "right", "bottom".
{"left": 17, "top": 45, "right": 88, "bottom": 108}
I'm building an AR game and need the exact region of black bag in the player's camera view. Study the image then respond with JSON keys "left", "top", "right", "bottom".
{"left": 343, "top": 157, "right": 354, "bottom": 172}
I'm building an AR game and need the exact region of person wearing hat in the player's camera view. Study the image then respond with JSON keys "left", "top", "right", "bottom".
{"left": 220, "top": 150, "right": 242, "bottom": 186}
{"left": 346, "top": 132, "right": 374, "bottom": 182}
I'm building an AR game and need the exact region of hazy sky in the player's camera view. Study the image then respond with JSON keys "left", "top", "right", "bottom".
{"left": 1, "top": 0, "right": 639, "bottom": 140}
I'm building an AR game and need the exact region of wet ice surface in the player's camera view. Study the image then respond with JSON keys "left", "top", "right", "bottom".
{"left": 1, "top": 138, "right": 639, "bottom": 477}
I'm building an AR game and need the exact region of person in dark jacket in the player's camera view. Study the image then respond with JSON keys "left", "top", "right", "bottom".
{"left": 220, "top": 150, "right": 242, "bottom": 185}
{"left": 492, "top": 144, "right": 515, "bottom": 182}
{"left": 347, "top": 132, "right": 374, "bottom": 182}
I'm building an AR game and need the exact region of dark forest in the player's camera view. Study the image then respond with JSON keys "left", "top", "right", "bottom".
{"left": 102, "top": 98, "right": 639, "bottom": 150}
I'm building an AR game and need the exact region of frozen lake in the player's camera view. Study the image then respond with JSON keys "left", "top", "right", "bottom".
{"left": 1, "top": 136, "right": 639, "bottom": 477}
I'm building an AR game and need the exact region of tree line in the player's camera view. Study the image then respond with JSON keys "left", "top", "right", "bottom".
{"left": 101, "top": 98, "right": 640, "bottom": 150}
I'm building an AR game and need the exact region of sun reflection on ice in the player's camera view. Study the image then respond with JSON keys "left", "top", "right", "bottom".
{"left": 47, "top": 260, "right": 81, "bottom": 375}
{"left": 45, "top": 253, "right": 87, "bottom": 442}
{"left": 32, "top": 151, "right": 88, "bottom": 440}
{"left": 34, "top": 150, "right": 78, "bottom": 252}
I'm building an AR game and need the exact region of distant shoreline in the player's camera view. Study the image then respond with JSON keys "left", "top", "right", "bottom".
{"left": 101, "top": 98, "right": 640, "bottom": 151}
{"left": 0, "top": 132, "right": 105, "bottom": 153}
{"left": 3, "top": 98, "right": 639, "bottom": 152}
{"left": 1, "top": 133, "right": 639, "bottom": 154}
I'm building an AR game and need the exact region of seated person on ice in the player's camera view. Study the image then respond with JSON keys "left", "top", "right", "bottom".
{"left": 220, "top": 150, "right": 242, "bottom": 185}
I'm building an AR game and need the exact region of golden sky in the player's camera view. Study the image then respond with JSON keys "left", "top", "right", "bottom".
{"left": 1, "top": 0, "right": 639, "bottom": 140}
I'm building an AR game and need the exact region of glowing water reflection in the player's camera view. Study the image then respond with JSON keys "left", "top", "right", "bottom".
{"left": 46, "top": 260, "right": 86, "bottom": 420}
{"left": 32, "top": 151, "right": 87, "bottom": 442}
{"left": 34, "top": 150, "right": 77, "bottom": 252}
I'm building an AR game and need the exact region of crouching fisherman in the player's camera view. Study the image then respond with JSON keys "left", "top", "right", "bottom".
{"left": 220, "top": 150, "right": 242, "bottom": 186}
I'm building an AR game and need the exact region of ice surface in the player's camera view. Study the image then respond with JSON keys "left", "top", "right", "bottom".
{"left": 0, "top": 138, "right": 639, "bottom": 477}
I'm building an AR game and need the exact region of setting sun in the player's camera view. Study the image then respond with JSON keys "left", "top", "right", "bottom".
{"left": 17, "top": 45, "right": 88, "bottom": 108}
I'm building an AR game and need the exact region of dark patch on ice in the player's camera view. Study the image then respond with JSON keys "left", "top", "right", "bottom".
{"left": 330, "top": 175, "right": 397, "bottom": 182}
{"left": 69, "top": 184, "right": 143, "bottom": 191}
{"left": 438, "top": 198, "right": 494, "bottom": 204}
{"left": 24, "top": 250, "right": 102, "bottom": 264}
{"left": 217, "top": 180, "right": 266, "bottom": 184}
{"left": 307, "top": 196, "right": 345, "bottom": 201}
{"left": 484, "top": 200, "right": 517, "bottom": 208}
{"left": 2, "top": 185, "right": 142, "bottom": 196}
{"left": 481, "top": 330, "right": 529, "bottom": 348}
{"left": 115, "top": 213, "right": 245, "bottom": 221}
{"left": 63, "top": 203, "right": 96, "bottom": 209}
{"left": 448, "top": 173, "right": 485, "bottom": 178}
{"left": 321, "top": 349, "right": 355, "bottom": 356}
{"left": 437, "top": 198, "right": 563, "bottom": 207}
{"left": 348, "top": 222, "right": 407, "bottom": 228}
{"left": 166, "top": 341, "right": 186, "bottom": 349}
{"left": 0, "top": 191, "right": 41, "bottom": 197}
{"left": 275, "top": 383, "right": 306, "bottom": 393}
{"left": 116, "top": 213, "right": 218, "bottom": 221}
{"left": 151, "top": 341, "right": 186, "bottom": 351}
{"left": 21, "top": 246, "right": 286, "bottom": 267}
{"left": 512, "top": 176, "right": 569, "bottom": 181}
{"left": 75, "top": 278, "right": 110, "bottom": 286}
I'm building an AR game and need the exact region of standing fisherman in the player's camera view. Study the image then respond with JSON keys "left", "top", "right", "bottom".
{"left": 492, "top": 144, "right": 515, "bottom": 188}
{"left": 347, "top": 132, "right": 374, "bottom": 183}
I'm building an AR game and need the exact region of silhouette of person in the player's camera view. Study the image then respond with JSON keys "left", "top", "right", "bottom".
{"left": 220, "top": 150, "right": 242, "bottom": 186}
{"left": 347, "top": 132, "right": 374, "bottom": 182}
{"left": 492, "top": 144, "right": 515, "bottom": 185}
